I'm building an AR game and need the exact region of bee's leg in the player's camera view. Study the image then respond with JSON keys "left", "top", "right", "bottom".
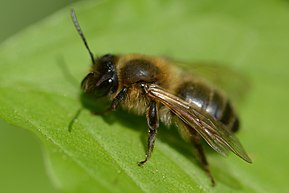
{"left": 190, "top": 131, "right": 216, "bottom": 186}
{"left": 93, "top": 87, "right": 128, "bottom": 115}
{"left": 108, "top": 87, "right": 128, "bottom": 111}
{"left": 138, "top": 100, "right": 159, "bottom": 166}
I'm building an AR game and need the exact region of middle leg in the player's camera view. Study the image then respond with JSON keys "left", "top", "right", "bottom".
{"left": 138, "top": 100, "right": 159, "bottom": 166}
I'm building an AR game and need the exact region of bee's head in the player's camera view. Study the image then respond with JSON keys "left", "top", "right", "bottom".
{"left": 81, "top": 54, "right": 118, "bottom": 96}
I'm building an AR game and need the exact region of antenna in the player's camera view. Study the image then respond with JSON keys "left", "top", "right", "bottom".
{"left": 71, "top": 9, "right": 96, "bottom": 64}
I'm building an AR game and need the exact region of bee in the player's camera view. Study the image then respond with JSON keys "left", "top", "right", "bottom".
{"left": 71, "top": 9, "right": 252, "bottom": 185}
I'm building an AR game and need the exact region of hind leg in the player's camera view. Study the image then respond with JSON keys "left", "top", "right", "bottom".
{"left": 190, "top": 130, "right": 215, "bottom": 186}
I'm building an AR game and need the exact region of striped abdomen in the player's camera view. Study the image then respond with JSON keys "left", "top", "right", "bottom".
{"left": 176, "top": 81, "right": 239, "bottom": 133}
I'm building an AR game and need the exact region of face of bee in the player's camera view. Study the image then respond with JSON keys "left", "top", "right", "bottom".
{"left": 81, "top": 54, "right": 118, "bottom": 97}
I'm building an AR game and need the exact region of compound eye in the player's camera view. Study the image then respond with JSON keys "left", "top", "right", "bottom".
{"left": 94, "top": 78, "right": 114, "bottom": 96}
{"left": 82, "top": 54, "right": 118, "bottom": 96}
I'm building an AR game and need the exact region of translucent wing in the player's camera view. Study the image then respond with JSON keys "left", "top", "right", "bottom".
{"left": 145, "top": 84, "right": 252, "bottom": 163}
{"left": 171, "top": 59, "right": 250, "bottom": 105}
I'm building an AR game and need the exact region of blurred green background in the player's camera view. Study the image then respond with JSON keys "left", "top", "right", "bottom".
{"left": 1, "top": 0, "right": 289, "bottom": 193}
{"left": 0, "top": 1, "right": 77, "bottom": 192}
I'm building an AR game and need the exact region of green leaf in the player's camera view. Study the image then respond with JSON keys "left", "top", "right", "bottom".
{"left": 0, "top": 0, "right": 288, "bottom": 192}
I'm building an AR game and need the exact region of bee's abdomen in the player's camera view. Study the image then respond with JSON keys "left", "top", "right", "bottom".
{"left": 176, "top": 82, "right": 239, "bottom": 132}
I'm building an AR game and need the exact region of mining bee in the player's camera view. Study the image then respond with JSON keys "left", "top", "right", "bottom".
{"left": 71, "top": 9, "right": 252, "bottom": 185}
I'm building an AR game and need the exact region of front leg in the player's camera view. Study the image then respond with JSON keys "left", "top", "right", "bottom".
{"left": 93, "top": 87, "right": 128, "bottom": 115}
{"left": 138, "top": 100, "right": 159, "bottom": 166}
{"left": 109, "top": 87, "right": 128, "bottom": 111}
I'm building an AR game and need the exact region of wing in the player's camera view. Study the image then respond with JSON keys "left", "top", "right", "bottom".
{"left": 145, "top": 84, "right": 252, "bottom": 163}
{"left": 170, "top": 59, "right": 250, "bottom": 106}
